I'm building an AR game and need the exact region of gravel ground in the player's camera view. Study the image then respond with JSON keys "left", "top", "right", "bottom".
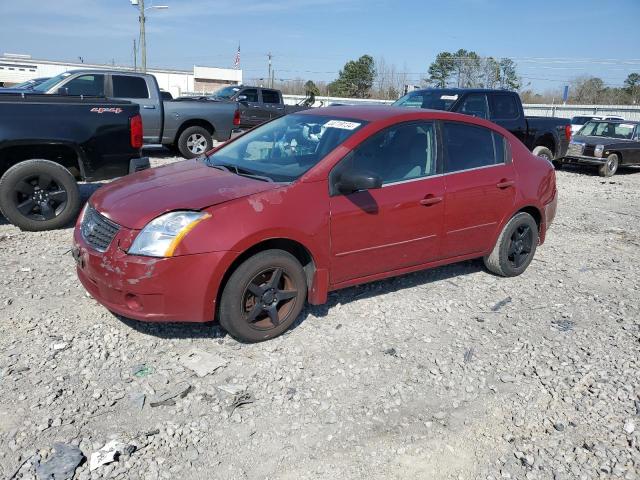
{"left": 1, "top": 155, "right": 639, "bottom": 480}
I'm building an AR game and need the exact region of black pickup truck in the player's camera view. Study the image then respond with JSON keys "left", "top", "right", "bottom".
{"left": 0, "top": 94, "right": 148, "bottom": 231}
{"left": 393, "top": 89, "right": 571, "bottom": 162}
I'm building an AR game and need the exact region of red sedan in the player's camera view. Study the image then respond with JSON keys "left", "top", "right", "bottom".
{"left": 73, "top": 106, "right": 557, "bottom": 342}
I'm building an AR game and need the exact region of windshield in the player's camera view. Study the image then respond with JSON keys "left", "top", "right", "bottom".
{"left": 205, "top": 114, "right": 367, "bottom": 182}
{"left": 577, "top": 121, "right": 636, "bottom": 140}
{"left": 213, "top": 85, "right": 242, "bottom": 99}
{"left": 392, "top": 90, "right": 457, "bottom": 111}
{"left": 32, "top": 72, "right": 72, "bottom": 92}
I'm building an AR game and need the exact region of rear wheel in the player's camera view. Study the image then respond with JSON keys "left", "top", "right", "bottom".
{"left": 177, "top": 126, "right": 213, "bottom": 159}
{"left": 0, "top": 159, "right": 80, "bottom": 231}
{"left": 598, "top": 153, "right": 619, "bottom": 177}
{"left": 219, "top": 250, "right": 307, "bottom": 343}
{"left": 532, "top": 146, "right": 554, "bottom": 162}
{"left": 484, "top": 212, "right": 538, "bottom": 277}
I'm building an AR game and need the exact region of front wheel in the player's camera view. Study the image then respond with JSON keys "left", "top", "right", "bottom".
{"left": 598, "top": 153, "right": 619, "bottom": 177}
{"left": 219, "top": 250, "right": 308, "bottom": 343}
{"left": 0, "top": 159, "right": 80, "bottom": 231}
{"left": 483, "top": 212, "right": 538, "bottom": 277}
{"left": 177, "top": 126, "right": 213, "bottom": 159}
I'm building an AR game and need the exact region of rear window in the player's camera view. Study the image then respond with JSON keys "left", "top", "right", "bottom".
{"left": 443, "top": 122, "right": 507, "bottom": 173}
{"left": 113, "top": 75, "right": 149, "bottom": 99}
{"left": 571, "top": 116, "right": 596, "bottom": 125}
{"left": 489, "top": 94, "right": 519, "bottom": 120}
{"left": 262, "top": 89, "right": 280, "bottom": 104}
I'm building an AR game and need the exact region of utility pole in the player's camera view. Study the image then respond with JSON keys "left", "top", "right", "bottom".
{"left": 133, "top": 38, "right": 137, "bottom": 71}
{"left": 139, "top": 0, "right": 147, "bottom": 73}
{"left": 267, "top": 52, "right": 272, "bottom": 88}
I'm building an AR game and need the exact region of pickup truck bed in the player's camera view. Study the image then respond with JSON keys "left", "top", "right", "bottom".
{"left": 0, "top": 93, "right": 147, "bottom": 231}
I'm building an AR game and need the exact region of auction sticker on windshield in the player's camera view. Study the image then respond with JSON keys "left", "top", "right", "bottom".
{"left": 324, "top": 120, "right": 361, "bottom": 130}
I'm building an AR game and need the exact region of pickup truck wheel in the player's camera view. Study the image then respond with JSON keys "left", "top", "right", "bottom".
{"left": 178, "top": 126, "right": 212, "bottom": 159}
{"left": 598, "top": 153, "right": 619, "bottom": 177}
{"left": 483, "top": 212, "right": 538, "bottom": 277}
{"left": 532, "top": 146, "right": 554, "bottom": 162}
{"left": 219, "top": 249, "right": 307, "bottom": 343}
{"left": 0, "top": 159, "right": 80, "bottom": 231}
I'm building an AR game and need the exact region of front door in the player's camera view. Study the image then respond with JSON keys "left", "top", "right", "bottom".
{"left": 329, "top": 121, "right": 445, "bottom": 284}
{"left": 440, "top": 121, "right": 516, "bottom": 258}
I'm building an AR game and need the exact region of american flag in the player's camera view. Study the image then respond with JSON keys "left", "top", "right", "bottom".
{"left": 233, "top": 44, "right": 240, "bottom": 69}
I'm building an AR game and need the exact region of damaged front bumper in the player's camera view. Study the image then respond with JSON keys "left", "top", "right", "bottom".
{"left": 73, "top": 227, "right": 228, "bottom": 323}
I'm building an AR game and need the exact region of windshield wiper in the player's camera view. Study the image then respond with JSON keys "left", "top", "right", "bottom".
{"left": 206, "top": 160, "right": 273, "bottom": 183}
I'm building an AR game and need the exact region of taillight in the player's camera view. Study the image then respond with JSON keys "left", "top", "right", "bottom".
{"left": 233, "top": 109, "right": 240, "bottom": 127}
{"left": 130, "top": 114, "right": 143, "bottom": 149}
{"left": 565, "top": 124, "right": 571, "bottom": 141}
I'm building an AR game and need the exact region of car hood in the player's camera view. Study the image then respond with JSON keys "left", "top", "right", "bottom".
{"left": 90, "top": 159, "right": 283, "bottom": 229}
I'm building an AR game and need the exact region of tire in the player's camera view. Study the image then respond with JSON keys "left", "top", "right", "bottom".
{"left": 483, "top": 212, "right": 538, "bottom": 277}
{"left": 219, "top": 249, "right": 307, "bottom": 343}
{"left": 532, "top": 146, "right": 554, "bottom": 162}
{"left": 598, "top": 153, "right": 619, "bottom": 177}
{"left": 177, "top": 126, "right": 213, "bottom": 159}
{"left": 0, "top": 159, "right": 80, "bottom": 231}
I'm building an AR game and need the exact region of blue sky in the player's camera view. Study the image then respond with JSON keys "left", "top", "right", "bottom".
{"left": 1, "top": 0, "right": 639, "bottom": 92}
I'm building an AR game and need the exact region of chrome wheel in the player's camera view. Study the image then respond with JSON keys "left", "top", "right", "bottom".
{"left": 186, "top": 133, "right": 208, "bottom": 154}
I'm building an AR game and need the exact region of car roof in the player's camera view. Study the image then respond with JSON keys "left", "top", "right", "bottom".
{"left": 407, "top": 88, "right": 516, "bottom": 95}
{"left": 589, "top": 119, "right": 636, "bottom": 124}
{"left": 297, "top": 105, "right": 501, "bottom": 126}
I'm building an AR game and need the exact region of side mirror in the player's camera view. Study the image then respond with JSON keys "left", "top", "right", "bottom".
{"left": 236, "top": 95, "right": 247, "bottom": 102}
{"left": 336, "top": 170, "right": 382, "bottom": 195}
{"left": 309, "top": 124, "right": 322, "bottom": 135}
{"left": 57, "top": 87, "right": 69, "bottom": 95}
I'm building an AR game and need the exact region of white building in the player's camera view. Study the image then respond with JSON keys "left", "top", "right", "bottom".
{"left": 0, "top": 54, "right": 242, "bottom": 97}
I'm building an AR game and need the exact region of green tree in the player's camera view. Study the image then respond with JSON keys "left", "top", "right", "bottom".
{"left": 304, "top": 80, "right": 320, "bottom": 96}
{"left": 499, "top": 58, "right": 520, "bottom": 91}
{"left": 427, "top": 52, "right": 455, "bottom": 87}
{"left": 328, "top": 55, "right": 376, "bottom": 98}
{"left": 624, "top": 73, "right": 640, "bottom": 103}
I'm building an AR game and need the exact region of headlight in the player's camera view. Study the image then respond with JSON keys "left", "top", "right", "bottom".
{"left": 594, "top": 145, "right": 605, "bottom": 158}
{"left": 129, "top": 211, "right": 210, "bottom": 257}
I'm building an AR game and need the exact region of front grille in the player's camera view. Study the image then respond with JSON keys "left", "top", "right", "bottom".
{"left": 567, "top": 142, "right": 585, "bottom": 156}
{"left": 583, "top": 145, "right": 596, "bottom": 157}
{"left": 81, "top": 206, "right": 120, "bottom": 252}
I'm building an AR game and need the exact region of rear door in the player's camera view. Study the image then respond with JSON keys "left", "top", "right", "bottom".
{"left": 441, "top": 121, "right": 516, "bottom": 258}
{"left": 238, "top": 88, "right": 269, "bottom": 127}
{"left": 262, "top": 89, "right": 286, "bottom": 119}
{"left": 110, "top": 74, "right": 162, "bottom": 143}
{"left": 488, "top": 93, "right": 527, "bottom": 145}
{"left": 329, "top": 121, "right": 445, "bottom": 283}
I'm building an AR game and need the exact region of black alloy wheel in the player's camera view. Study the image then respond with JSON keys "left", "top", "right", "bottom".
{"left": 13, "top": 173, "right": 68, "bottom": 221}
{"left": 242, "top": 267, "right": 299, "bottom": 330}
{"left": 507, "top": 224, "right": 534, "bottom": 269}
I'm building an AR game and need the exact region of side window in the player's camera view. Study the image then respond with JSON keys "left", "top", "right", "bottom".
{"left": 334, "top": 122, "right": 437, "bottom": 188}
{"left": 458, "top": 94, "right": 489, "bottom": 119}
{"left": 241, "top": 89, "right": 258, "bottom": 102}
{"left": 262, "top": 89, "right": 280, "bottom": 104}
{"left": 64, "top": 74, "right": 104, "bottom": 96}
{"left": 489, "top": 94, "right": 520, "bottom": 120}
{"left": 112, "top": 75, "right": 149, "bottom": 98}
{"left": 443, "top": 122, "right": 506, "bottom": 173}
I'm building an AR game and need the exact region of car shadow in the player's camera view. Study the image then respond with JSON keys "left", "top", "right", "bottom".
{"left": 116, "top": 259, "right": 485, "bottom": 342}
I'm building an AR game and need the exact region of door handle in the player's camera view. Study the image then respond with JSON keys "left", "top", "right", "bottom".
{"left": 420, "top": 195, "right": 443, "bottom": 206}
{"left": 143, "top": 105, "right": 156, "bottom": 109}
{"left": 496, "top": 179, "right": 515, "bottom": 189}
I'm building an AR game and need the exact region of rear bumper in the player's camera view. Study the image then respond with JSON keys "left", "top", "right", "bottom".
{"left": 73, "top": 227, "right": 231, "bottom": 323}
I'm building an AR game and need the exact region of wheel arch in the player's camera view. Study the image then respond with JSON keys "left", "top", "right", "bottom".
{"left": 174, "top": 119, "right": 215, "bottom": 145}
{"left": 533, "top": 133, "right": 557, "bottom": 157}
{"left": 0, "top": 142, "right": 85, "bottom": 179}
{"left": 214, "top": 237, "right": 319, "bottom": 321}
